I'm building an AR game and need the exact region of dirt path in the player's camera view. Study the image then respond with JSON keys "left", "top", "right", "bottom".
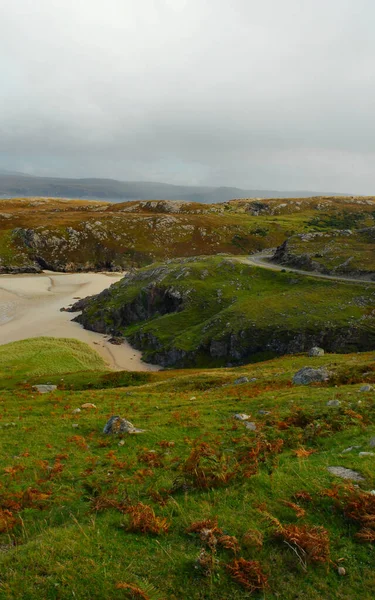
{"left": 237, "top": 252, "right": 375, "bottom": 285}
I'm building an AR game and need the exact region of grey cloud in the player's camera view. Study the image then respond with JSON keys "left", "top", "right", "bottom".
{"left": 1, "top": 0, "right": 375, "bottom": 192}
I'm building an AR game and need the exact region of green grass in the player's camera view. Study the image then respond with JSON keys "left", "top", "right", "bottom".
{"left": 0, "top": 337, "right": 106, "bottom": 388}
{"left": 0, "top": 348, "right": 375, "bottom": 598}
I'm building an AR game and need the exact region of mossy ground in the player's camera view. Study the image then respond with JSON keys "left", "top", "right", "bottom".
{"left": 0, "top": 340, "right": 375, "bottom": 599}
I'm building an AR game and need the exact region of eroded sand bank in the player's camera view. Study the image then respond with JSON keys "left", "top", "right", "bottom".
{"left": 0, "top": 272, "right": 160, "bottom": 371}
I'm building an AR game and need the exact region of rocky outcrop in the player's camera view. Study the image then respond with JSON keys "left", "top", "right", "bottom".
{"left": 272, "top": 239, "right": 326, "bottom": 272}
{"left": 292, "top": 367, "right": 330, "bottom": 385}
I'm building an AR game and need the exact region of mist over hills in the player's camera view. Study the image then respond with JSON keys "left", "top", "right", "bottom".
{"left": 0, "top": 173, "right": 347, "bottom": 203}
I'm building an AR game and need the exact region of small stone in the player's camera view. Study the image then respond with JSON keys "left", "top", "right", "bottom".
{"left": 360, "top": 385, "right": 373, "bottom": 392}
{"left": 337, "top": 567, "right": 346, "bottom": 576}
{"left": 234, "top": 376, "right": 249, "bottom": 385}
{"left": 258, "top": 410, "right": 270, "bottom": 415}
{"left": 342, "top": 446, "right": 360, "bottom": 453}
{"left": 309, "top": 347, "right": 325, "bottom": 357}
{"left": 190, "top": 396, "right": 196, "bottom": 401}
{"left": 369, "top": 437, "right": 375, "bottom": 447}
{"left": 250, "top": 378, "right": 257, "bottom": 382}
{"left": 327, "top": 399, "right": 341, "bottom": 407}
{"left": 32, "top": 384, "right": 57, "bottom": 394}
{"left": 327, "top": 466, "right": 365, "bottom": 481}
{"left": 234, "top": 413, "right": 250, "bottom": 421}
{"left": 359, "top": 452, "right": 374, "bottom": 457}
{"left": 245, "top": 422, "right": 257, "bottom": 431}
{"left": 118, "top": 440, "right": 125, "bottom": 446}
{"left": 103, "top": 415, "right": 145, "bottom": 435}
{"left": 72, "top": 408, "right": 81, "bottom": 414}
{"left": 81, "top": 403, "right": 96, "bottom": 409}
{"left": 72, "top": 423, "right": 79, "bottom": 428}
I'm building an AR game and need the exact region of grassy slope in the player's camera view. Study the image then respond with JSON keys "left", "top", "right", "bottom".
{"left": 0, "top": 338, "right": 106, "bottom": 387}
{"left": 1, "top": 196, "right": 374, "bottom": 271}
{"left": 76, "top": 256, "right": 375, "bottom": 366}
{"left": 0, "top": 349, "right": 375, "bottom": 598}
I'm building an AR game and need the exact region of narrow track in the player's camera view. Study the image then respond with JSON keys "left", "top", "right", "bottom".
{"left": 236, "top": 252, "right": 375, "bottom": 285}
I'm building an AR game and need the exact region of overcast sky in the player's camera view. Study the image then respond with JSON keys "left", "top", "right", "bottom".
{"left": 1, "top": 0, "right": 375, "bottom": 192}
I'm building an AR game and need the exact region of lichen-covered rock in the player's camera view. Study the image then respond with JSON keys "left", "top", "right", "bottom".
{"left": 327, "top": 399, "right": 340, "bottom": 407}
{"left": 309, "top": 347, "right": 325, "bottom": 357}
{"left": 234, "top": 376, "right": 249, "bottom": 385}
{"left": 103, "top": 415, "right": 145, "bottom": 435}
{"left": 32, "top": 384, "right": 57, "bottom": 394}
{"left": 327, "top": 466, "right": 364, "bottom": 481}
{"left": 292, "top": 367, "right": 330, "bottom": 385}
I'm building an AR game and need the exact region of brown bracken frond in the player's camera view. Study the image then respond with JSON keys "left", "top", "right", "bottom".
{"left": 227, "top": 558, "right": 268, "bottom": 593}
{"left": 293, "top": 447, "right": 316, "bottom": 458}
{"left": 274, "top": 524, "right": 330, "bottom": 564}
{"left": 217, "top": 534, "right": 240, "bottom": 554}
{"left": 115, "top": 582, "right": 150, "bottom": 599}
{"left": 0, "top": 509, "right": 18, "bottom": 533}
{"left": 242, "top": 529, "right": 264, "bottom": 549}
{"left": 294, "top": 491, "right": 313, "bottom": 503}
{"left": 281, "top": 500, "right": 306, "bottom": 518}
{"left": 125, "top": 502, "right": 169, "bottom": 535}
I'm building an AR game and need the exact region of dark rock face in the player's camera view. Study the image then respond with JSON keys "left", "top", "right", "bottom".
{"left": 73, "top": 283, "right": 184, "bottom": 336}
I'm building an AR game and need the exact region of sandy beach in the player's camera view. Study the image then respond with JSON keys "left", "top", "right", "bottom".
{"left": 0, "top": 272, "right": 160, "bottom": 371}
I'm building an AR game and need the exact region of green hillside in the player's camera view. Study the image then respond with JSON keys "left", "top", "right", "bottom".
{"left": 74, "top": 255, "right": 375, "bottom": 367}
{"left": 0, "top": 344, "right": 374, "bottom": 599}
{"left": 0, "top": 337, "right": 106, "bottom": 387}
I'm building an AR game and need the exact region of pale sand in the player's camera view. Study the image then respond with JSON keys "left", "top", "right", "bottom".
{"left": 0, "top": 272, "right": 160, "bottom": 372}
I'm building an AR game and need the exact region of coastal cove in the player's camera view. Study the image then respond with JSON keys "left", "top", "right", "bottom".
{"left": 0, "top": 271, "right": 160, "bottom": 372}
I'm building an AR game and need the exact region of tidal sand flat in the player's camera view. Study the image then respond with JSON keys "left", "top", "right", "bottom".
{"left": 0, "top": 272, "right": 160, "bottom": 371}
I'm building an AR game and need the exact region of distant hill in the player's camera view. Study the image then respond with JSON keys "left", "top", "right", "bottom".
{"left": 0, "top": 173, "right": 347, "bottom": 202}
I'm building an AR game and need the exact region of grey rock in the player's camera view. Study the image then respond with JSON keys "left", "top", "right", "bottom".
{"left": 234, "top": 376, "right": 249, "bottom": 385}
{"left": 327, "top": 399, "right": 341, "bottom": 407}
{"left": 32, "top": 384, "right": 57, "bottom": 394}
{"left": 72, "top": 408, "right": 81, "bottom": 414}
{"left": 327, "top": 466, "right": 365, "bottom": 481}
{"left": 103, "top": 415, "right": 145, "bottom": 435}
{"left": 309, "top": 346, "right": 325, "bottom": 357}
{"left": 360, "top": 385, "right": 374, "bottom": 392}
{"left": 234, "top": 413, "right": 250, "bottom": 421}
{"left": 245, "top": 422, "right": 257, "bottom": 431}
{"left": 258, "top": 410, "right": 270, "bottom": 415}
{"left": 359, "top": 452, "right": 375, "bottom": 457}
{"left": 342, "top": 446, "right": 361, "bottom": 453}
{"left": 293, "top": 367, "right": 330, "bottom": 386}
{"left": 369, "top": 437, "right": 375, "bottom": 447}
